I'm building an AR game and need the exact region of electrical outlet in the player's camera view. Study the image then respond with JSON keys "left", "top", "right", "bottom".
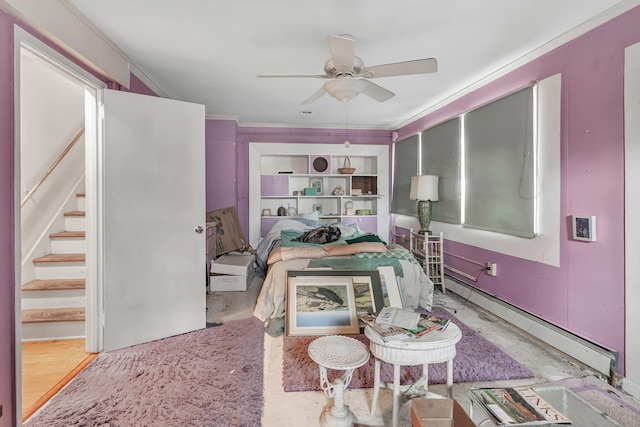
{"left": 400, "top": 235, "right": 407, "bottom": 243}
{"left": 486, "top": 262, "right": 497, "bottom": 276}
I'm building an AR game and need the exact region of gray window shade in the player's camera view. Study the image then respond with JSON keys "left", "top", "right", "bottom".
{"left": 464, "top": 87, "right": 535, "bottom": 238}
{"left": 391, "top": 134, "right": 419, "bottom": 215}
{"left": 420, "top": 118, "right": 461, "bottom": 224}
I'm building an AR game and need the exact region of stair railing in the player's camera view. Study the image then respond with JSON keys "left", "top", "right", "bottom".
{"left": 21, "top": 125, "right": 85, "bottom": 208}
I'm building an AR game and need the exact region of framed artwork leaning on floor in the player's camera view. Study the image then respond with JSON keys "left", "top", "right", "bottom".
{"left": 285, "top": 276, "right": 359, "bottom": 336}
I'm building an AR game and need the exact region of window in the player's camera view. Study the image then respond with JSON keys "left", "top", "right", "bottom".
{"left": 463, "top": 87, "right": 535, "bottom": 238}
{"left": 394, "top": 86, "right": 537, "bottom": 239}
{"left": 391, "top": 134, "right": 419, "bottom": 216}
{"left": 420, "top": 118, "right": 461, "bottom": 224}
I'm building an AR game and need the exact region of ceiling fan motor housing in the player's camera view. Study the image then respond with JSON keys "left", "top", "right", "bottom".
{"left": 324, "top": 56, "right": 365, "bottom": 77}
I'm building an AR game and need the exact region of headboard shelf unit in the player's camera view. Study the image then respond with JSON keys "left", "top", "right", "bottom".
{"left": 249, "top": 144, "right": 390, "bottom": 247}
{"left": 260, "top": 154, "right": 308, "bottom": 175}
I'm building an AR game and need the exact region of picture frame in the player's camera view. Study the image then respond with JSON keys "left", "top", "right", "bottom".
{"left": 377, "top": 266, "right": 404, "bottom": 308}
{"left": 309, "top": 178, "right": 323, "bottom": 195}
{"left": 286, "top": 276, "right": 359, "bottom": 336}
{"left": 572, "top": 215, "right": 597, "bottom": 242}
{"left": 351, "top": 273, "right": 385, "bottom": 314}
{"left": 286, "top": 269, "right": 385, "bottom": 336}
{"left": 313, "top": 203, "right": 323, "bottom": 215}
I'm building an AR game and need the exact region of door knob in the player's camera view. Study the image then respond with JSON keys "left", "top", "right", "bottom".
{"left": 195, "top": 225, "right": 204, "bottom": 234}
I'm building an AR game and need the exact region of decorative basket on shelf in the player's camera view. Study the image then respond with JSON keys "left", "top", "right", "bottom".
{"left": 338, "top": 157, "right": 356, "bottom": 174}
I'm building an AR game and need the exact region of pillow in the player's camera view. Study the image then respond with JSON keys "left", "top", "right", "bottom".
{"left": 280, "top": 246, "right": 328, "bottom": 261}
{"left": 301, "top": 210, "right": 319, "bottom": 221}
{"left": 335, "top": 224, "right": 358, "bottom": 237}
{"left": 346, "top": 234, "right": 387, "bottom": 245}
{"left": 289, "top": 210, "right": 319, "bottom": 223}
{"left": 324, "top": 241, "right": 387, "bottom": 256}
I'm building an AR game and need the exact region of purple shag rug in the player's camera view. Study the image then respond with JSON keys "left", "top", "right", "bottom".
{"left": 282, "top": 306, "right": 533, "bottom": 392}
{"left": 25, "top": 316, "right": 264, "bottom": 427}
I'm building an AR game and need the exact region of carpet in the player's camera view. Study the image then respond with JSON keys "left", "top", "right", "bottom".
{"left": 24, "top": 316, "right": 264, "bottom": 427}
{"left": 282, "top": 306, "right": 533, "bottom": 392}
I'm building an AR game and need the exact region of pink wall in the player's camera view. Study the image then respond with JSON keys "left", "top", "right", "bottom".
{"left": 396, "top": 7, "right": 640, "bottom": 374}
{"left": 126, "top": 73, "right": 158, "bottom": 97}
{"left": 205, "top": 119, "right": 239, "bottom": 215}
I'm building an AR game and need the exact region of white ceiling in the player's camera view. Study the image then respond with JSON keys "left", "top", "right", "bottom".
{"left": 68, "top": 0, "right": 629, "bottom": 129}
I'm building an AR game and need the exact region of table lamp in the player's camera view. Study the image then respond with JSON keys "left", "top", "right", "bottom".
{"left": 409, "top": 175, "right": 439, "bottom": 234}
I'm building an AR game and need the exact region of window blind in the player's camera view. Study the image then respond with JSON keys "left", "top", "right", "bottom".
{"left": 420, "top": 117, "right": 461, "bottom": 224}
{"left": 391, "top": 134, "right": 419, "bottom": 216}
{"left": 463, "top": 87, "right": 535, "bottom": 238}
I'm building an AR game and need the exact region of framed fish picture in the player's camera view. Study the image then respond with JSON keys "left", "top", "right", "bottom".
{"left": 285, "top": 270, "right": 383, "bottom": 336}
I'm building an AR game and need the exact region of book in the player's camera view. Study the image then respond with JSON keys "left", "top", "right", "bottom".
{"left": 375, "top": 306, "right": 421, "bottom": 330}
{"left": 408, "top": 312, "right": 451, "bottom": 337}
{"left": 359, "top": 313, "right": 413, "bottom": 342}
{"left": 469, "top": 387, "right": 572, "bottom": 426}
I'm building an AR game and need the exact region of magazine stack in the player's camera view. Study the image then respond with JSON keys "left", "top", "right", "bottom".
{"left": 469, "top": 386, "right": 572, "bottom": 426}
{"left": 359, "top": 307, "right": 450, "bottom": 342}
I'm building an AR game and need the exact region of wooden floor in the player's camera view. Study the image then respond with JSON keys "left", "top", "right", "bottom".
{"left": 22, "top": 339, "right": 96, "bottom": 421}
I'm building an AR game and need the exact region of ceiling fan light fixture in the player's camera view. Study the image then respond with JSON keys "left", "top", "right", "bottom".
{"left": 323, "top": 78, "right": 366, "bottom": 102}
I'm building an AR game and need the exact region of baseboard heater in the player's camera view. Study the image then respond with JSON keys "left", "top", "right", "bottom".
{"left": 444, "top": 276, "right": 618, "bottom": 378}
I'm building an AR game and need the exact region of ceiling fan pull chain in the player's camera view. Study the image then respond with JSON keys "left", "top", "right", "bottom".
{"left": 343, "top": 100, "right": 351, "bottom": 147}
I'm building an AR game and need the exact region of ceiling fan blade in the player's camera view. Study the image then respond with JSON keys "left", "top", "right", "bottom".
{"left": 361, "top": 58, "right": 438, "bottom": 78}
{"left": 360, "top": 79, "right": 395, "bottom": 102}
{"left": 300, "top": 87, "right": 326, "bottom": 105}
{"left": 257, "top": 74, "right": 329, "bottom": 79}
{"left": 328, "top": 35, "right": 355, "bottom": 69}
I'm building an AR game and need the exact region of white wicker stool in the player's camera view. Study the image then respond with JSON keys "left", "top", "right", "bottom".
{"left": 308, "top": 335, "right": 370, "bottom": 427}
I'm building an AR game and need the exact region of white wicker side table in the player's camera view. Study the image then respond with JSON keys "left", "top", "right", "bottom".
{"left": 364, "top": 322, "right": 462, "bottom": 427}
{"left": 308, "top": 335, "right": 370, "bottom": 427}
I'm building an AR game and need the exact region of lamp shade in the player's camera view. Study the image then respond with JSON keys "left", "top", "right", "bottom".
{"left": 323, "top": 78, "right": 366, "bottom": 102}
{"left": 409, "top": 175, "right": 439, "bottom": 201}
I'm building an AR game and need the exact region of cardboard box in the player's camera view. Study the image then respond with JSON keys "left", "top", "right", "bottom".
{"left": 209, "top": 253, "right": 255, "bottom": 292}
{"left": 206, "top": 206, "right": 246, "bottom": 256}
{"left": 206, "top": 222, "right": 217, "bottom": 263}
{"left": 411, "top": 398, "right": 475, "bottom": 427}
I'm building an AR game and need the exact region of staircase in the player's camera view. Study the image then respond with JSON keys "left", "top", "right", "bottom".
{"left": 21, "top": 194, "right": 86, "bottom": 341}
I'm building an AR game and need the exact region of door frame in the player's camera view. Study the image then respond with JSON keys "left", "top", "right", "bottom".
{"left": 624, "top": 41, "right": 640, "bottom": 398}
{"left": 13, "top": 25, "right": 105, "bottom": 417}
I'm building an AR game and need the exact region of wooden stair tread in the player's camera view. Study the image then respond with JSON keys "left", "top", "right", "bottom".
{"left": 22, "top": 279, "right": 85, "bottom": 291}
{"left": 33, "top": 254, "right": 85, "bottom": 263}
{"left": 22, "top": 307, "right": 85, "bottom": 323}
{"left": 63, "top": 211, "right": 85, "bottom": 217}
{"left": 50, "top": 231, "right": 85, "bottom": 239}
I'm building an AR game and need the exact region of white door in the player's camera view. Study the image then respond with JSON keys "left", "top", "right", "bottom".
{"left": 102, "top": 89, "right": 206, "bottom": 351}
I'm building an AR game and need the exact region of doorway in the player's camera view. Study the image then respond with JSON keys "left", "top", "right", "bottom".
{"left": 15, "top": 25, "right": 207, "bottom": 422}
{"left": 15, "top": 27, "right": 104, "bottom": 420}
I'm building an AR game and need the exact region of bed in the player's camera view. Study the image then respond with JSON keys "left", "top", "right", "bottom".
{"left": 252, "top": 217, "right": 434, "bottom": 322}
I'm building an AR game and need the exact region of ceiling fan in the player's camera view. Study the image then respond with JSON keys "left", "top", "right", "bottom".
{"left": 257, "top": 34, "right": 438, "bottom": 104}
